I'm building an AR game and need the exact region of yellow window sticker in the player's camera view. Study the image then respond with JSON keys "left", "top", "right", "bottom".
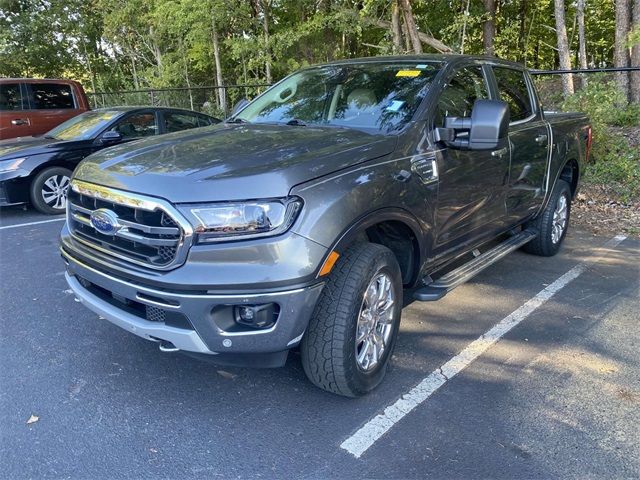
{"left": 396, "top": 70, "right": 421, "bottom": 77}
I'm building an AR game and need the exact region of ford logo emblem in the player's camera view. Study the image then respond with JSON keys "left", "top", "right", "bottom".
{"left": 90, "top": 209, "right": 121, "bottom": 235}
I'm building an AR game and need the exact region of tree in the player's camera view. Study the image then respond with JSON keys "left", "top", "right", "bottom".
{"left": 482, "top": 0, "right": 496, "bottom": 55}
{"left": 631, "top": 0, "right": 640, "bottom": 103}
{"left": 399, "top": 0, "right": 422, "bottom": 54}
{"left": 614, "top": 0, "right": 631, "bottom": 101}
{"left": 554, "top": 0, "right": 575, "bottom": 95}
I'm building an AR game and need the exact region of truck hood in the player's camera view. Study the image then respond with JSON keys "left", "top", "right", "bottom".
{"left": 73, "top": 123, "right": 397, "bottom": 203}
{"left": 0, "top": 136, "right": 87, "bottom": 160}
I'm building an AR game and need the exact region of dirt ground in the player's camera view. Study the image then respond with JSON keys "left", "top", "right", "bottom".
{"left": 573, "top": 184, "right": 640, "bottom": 239}
{"left": 573, "top": 125, "right": 640, "bottom": 239}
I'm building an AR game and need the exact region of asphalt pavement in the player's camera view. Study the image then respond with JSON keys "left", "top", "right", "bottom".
{"left": 1, "top": 204, "right": 638, "bottom": 479}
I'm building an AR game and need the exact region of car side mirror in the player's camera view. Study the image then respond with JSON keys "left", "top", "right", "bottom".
{"left": 435, "top": 99, "right": 510, "bottom": 150}
{"left": 99, "top": 130, "right": 123, "bottom": 146}
{"left": 230, "top": 98, "right": 249, "bottom": 117}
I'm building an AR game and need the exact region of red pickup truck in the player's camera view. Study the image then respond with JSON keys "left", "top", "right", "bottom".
{"left": 0, "top": 78, "right": 90, "bottom": 140}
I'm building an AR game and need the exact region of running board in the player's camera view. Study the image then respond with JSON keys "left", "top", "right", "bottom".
{"left": 413, "top": 229, "right": 538, "bottom": 301}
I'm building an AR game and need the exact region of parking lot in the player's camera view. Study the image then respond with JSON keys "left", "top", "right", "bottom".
{"left": 1, "top": 206, "right": 638, "bottom": 479}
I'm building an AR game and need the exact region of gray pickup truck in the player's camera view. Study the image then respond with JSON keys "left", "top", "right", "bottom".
{"left": 61, "top": 55, "right": 591, "bottom": 397}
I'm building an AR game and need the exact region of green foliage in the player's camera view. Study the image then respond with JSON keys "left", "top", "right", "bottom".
{"left": 583, "top": 136, "right": 640, "bottom": 202}
{"left": 0, "top": 0, "right": 623, "bottom": 94}
{"left": 563, "top": 79, "right": 640, "bottom": 201}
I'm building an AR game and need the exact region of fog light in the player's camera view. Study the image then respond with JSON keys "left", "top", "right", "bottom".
{"left": 234, "top": 303, "right": 278, "bottom": 329}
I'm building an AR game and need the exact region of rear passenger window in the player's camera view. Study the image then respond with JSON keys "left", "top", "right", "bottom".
{"left": 436, "top": 66, "right": 488, "bottom": 126}
{"left": 197, "top": 115, "right": 213, "bottom": 127}
{"left": 164, "top": 112, "right": 201, "bottom": 133}
{"left": 0, "top": 84, "right": 24, "bottom": 111}
{"left": 113, "top": 113, "right": 157, "bottom": 139}
{"left": 30, "top": 83, "right": 75, "bottom": 109}
{"left": 493, "top": 68, "right": 533, "bottom": 122}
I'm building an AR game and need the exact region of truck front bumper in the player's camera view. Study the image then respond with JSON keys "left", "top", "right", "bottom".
{"left": 63, "top": 248, "right": 324, "bottom": 366}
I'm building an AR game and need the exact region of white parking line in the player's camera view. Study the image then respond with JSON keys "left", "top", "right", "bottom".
{"left": 0, "top": 217, "right": 65, "bottom": 231}
{"left": 340, "top": 234, "right": 628, "bottom": 458}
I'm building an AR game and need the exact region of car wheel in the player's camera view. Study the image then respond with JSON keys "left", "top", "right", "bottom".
{"left": 522, "top": 179, "right": 572, "bottom": 257}
{"left": 30, "top": 167, "right": 72, "bottom": 215}
{"left": 301, "top": 242, "right": 403, "bottom": 397}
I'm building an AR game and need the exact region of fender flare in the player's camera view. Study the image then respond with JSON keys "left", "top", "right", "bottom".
{"left": 319, "top": 206, "right": 426, "bottom": 285}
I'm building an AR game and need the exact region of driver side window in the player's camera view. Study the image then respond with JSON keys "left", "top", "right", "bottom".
{"left": 435, "top": 66, "right": 488, "bottom": 127}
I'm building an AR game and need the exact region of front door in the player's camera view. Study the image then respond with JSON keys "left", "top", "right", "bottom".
{"left": 492, "top": 67, "right": 550, "bottom": 223}
{"left": 432, "top": 65, "right": 511, "bottom": 250}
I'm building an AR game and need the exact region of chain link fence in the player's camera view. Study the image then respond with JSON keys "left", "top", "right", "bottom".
{"left": 87, "top": 84, "right": 271, "bottom": 119}
{"left": 87, "top": 68, "right": 639, "bottom": 118}
{"left": 530, "top": 67, "right": 640, "bottom": 110}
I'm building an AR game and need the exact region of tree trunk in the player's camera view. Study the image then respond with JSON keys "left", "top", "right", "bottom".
{"left": 482, "top": 0, "right": 496, "bottom": 55}
{"left": 518, "top": 0, "right": 527, "bottom": 62}
{"left": 391, "top": 1, "right": 403, "bottom": 54}
{"left": 373, "top": 18, "right": 453, "bottom": 53}
{"left": 554, "top": 0, "right": 575, "bottom": 96}
{"left": 577, "top": 0, "right": 588, "bottom": 86}
{"left": 631, "top": 0, "right": 640, "bottom": 103}
{"left": 211, "top": 17, "right": 226, "bottom": 112}
{"left": 181, "top": 42, "right": 194, "bottom": 111}
{"left": 398, "top": 0, "right": 422, "bottom": 54}
{"left": 614, "top": 0, "right": 631, "bottom": 102}
{"left": 400, "top": 16, "right": 412, "bottom": 52}
{"left": 460, "top": 0, "right": 471, "bottom": 54}
{"left": 261, "top": 0, "right": 272, "bottom": 83}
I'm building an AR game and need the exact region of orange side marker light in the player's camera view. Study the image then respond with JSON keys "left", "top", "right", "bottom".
{"left": 319, "top": 251, "right": 340, "bottom": 276}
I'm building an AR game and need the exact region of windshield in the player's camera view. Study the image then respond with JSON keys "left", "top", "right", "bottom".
{"left": 46, "top": 110, "right": 123, "bottom": 141}
{"left": 236, "top": 62, "right": 442, "bottom": 133}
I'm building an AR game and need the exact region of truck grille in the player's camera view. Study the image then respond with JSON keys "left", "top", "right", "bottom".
{"left": 67, "top": 180, "right": 192, "bottom": 270}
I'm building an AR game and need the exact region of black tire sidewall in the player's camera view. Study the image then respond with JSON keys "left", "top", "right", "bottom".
{"left": 30, "top": 167, "right": 72, "bottom": 215}
{"left": 541, "top": 181, "right": 572, "bottom": 255}
{"left": 340, "top": 250, "right": 403, "bottom": 395}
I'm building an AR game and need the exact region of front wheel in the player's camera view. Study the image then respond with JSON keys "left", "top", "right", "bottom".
{"left": 30, "top": 167, "right": 72, "bottom": 215}
{"left": 522, "top": 179, "right": 572, "bottom": 257}
{"left": 301, "top": 242, "right": 403, "bottom": 397}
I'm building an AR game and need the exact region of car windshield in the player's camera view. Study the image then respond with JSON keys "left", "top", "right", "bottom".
{"left": 45, "top": 110, "right": 123, "bottom": 141}
{"left": 235, "top": 62, "right": 443, "bottom": 133}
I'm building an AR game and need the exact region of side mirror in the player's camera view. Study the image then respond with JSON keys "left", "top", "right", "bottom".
{"left": 436, "top": 99, "right": 510, "bottom": 150}
{"left": 99, "top": 130, "right": 123, "bottom": 146}
{"left": 230, "top": 98, "right": 249, "bottom": 117}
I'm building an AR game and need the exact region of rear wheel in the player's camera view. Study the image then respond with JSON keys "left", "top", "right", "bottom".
{"left": 301, "top": 242, "right": 403, "bottom": 397}
{"left": 30, "top": 167, "right": 72, "bottom": 215}
{"left": 522, "top": 179, "right": 572, "bottom": 256}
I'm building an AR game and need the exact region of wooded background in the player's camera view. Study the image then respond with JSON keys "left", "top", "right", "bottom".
{"left": 1, "top": 0, "right": 638, "bottom": 107}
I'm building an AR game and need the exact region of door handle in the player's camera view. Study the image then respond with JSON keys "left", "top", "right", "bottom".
{"left": 491, "top": 147, "right": 508, "bottom": 158}
{"left": 535, "top": 134, "right": 548, "bottom": 144}
{"left": 11, "top": 119, "right": 28, "bottom": 126}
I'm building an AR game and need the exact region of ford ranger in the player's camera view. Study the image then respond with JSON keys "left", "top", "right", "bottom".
{"left": 60, "top": 55, "right": 591, "bottom": 397}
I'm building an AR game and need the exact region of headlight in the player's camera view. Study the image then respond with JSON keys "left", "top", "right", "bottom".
{"left": 0, "top": 157, "right": 27, "bottom": 173}
{"left": 179, "top": 197, "right": 303, "bottom": 243}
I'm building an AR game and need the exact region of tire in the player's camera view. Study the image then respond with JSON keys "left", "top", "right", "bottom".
{"left": 301, "top": 242, "right": 403, "bottom": 397}
{"left": 30, "top": 167, "right": 72, "bottom": 215}
{"left": 522, "top": 179, "right": 572, "bottom": 257}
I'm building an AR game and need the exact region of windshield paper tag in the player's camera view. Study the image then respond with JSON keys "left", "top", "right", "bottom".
{"left": 396, "top": 70, "right": 421, "bottom": 77}
{"left": 385, "top": 100, "right": 405, "bottom": 112}
{"left": 415, "top": 64, "right": 429, "bottom": 69}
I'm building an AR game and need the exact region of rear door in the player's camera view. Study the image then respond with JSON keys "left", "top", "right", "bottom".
{"left": 490, "top": 67, "right": 550, "bottom": 223}
{"left": 0, "top": 82, "right": 31, "bottom": 139}
{"left": 432, "top": 64, "right": 511, "bottom": 249}
{"left": 25, "top": 82, "right": 84, "bottom": 135}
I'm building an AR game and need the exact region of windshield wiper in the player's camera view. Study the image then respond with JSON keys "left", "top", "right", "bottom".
{"left": 43, "top": 135, "right": 58, "bottom": 139}
{"left": 225, "top": 117, "right": 248, "bottom": 124}
{"left": 285, "top": 118, "right": 307, "bottom": 126}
